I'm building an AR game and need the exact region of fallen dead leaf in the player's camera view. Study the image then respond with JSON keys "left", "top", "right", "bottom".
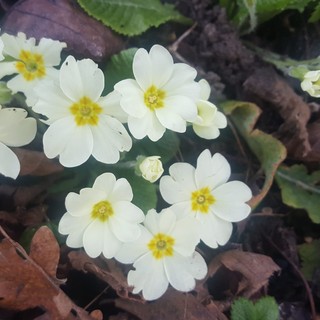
{"left": 29, "top": 226, "right": 61, "bottom": 280}
{"left": 14, "top": 148, "right": 64, "bottom": 177}
{"left": 116, "top": 288, "right": 228, "bottom": 320}
{"left": 243, "top": 67, "right": 311, "bottom": 159}
{"left": 207, "top": 250, "right": 280, "bottom": 298}
{"left": 0, "top": 226, "right": 94, "bottom": 319}
{"left": 2, "top": 0, "right": 123, "bottom": 61}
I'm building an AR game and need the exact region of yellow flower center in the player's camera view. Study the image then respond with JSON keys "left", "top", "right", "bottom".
{"left": 70, "top": 96, "right": 103, "bottom": 126}
{"left": 15, "top": 50, "right": 46, "bottom": 81}
{"left": 191, "top": 186, "right": 215, "bottom": 214}
{"left": 144, "top": 85, "right": 165, "bottom": 110}
{"left": 147, "top": 233, "right": 175, "bottom": 259}
{"left": 91, "top": 200, "right": 114, "bottom": 222}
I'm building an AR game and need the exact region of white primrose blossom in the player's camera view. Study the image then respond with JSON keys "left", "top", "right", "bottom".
{"left": 114, "top": 45, "right": 200, "bottom": 141}
{"left": 0, "top": 106, "right": 36, "bottom": 179}
{"left": 33, "top": 55, "right": 132, "bottom": 167}
{"left": 301, "top": 70, "right": 320, "bottom": 97}
{"left": 192, "top": 79, "right": 227, "bottom": 139}
{"left": 159, "top": 149, "right": 252, "bottom": 248}
{"left": 59, "top": 172, "right": 144, "bottom": 259}
{"left": 139, "top": 155, "right": 164, "bottom": 183}
{"left": 0, "top": 32, "right": 66, "bottom": 105}
{"left": 115, "top": 209, "right": 207, "bottom": 301}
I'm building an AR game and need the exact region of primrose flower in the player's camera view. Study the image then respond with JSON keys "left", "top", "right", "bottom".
{"left": 0, "top": 106, "right": 36, "bottom": 179}
{"left": 114, "top": 44, "right": 200, "bottom": 141}
{"left": 138, "top": 155, "right": 164, "bottom": 183}
{"left": 301, "top": 70, "right": 320, "bottom": 97}
{"left": 33, "top": 55, "right": 132, "bottom": 167}
{"left": 192, "top": 79, "right": 227, "bottom": 139}
{"left": 115, "top": 209, "right": 207, "bottom": 301}
{"left": 0, "top": 32, "right": 66, "bottom": 105}
{"left": 58, "top": 172, "right": 144, "bottom": 258}
{"left": 159, "top": 149, "right": 252, "bottom": 248}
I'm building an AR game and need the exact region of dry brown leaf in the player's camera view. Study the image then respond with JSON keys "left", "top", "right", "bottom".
{"left": 0, "top": 226, "right": 93, "bottom": 319}
{"left": 207, "top": 250, "right": 280, "bottom": 298}
{"left": 2, "top": 0, "right": 123, "bottom": 61}
{"left": 68, "top": 250, "right": 131, "bottom": 299}
{"left": 14, "top": 148, "right": 64, "bottom": 177}
{"left": 116, "top": 289, "right": 228, "bottom": 320}
{"left": 29, "top": 226, "right": 60, "bottom": 279}
{"left": 243, "top": 67, "right": 311, "bottom": 159}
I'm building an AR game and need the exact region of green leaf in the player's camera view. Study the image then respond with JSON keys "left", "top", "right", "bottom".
{"left": 275, "top": 165, "right": 320, "bottom": 223}
{"left": 76, "top": 0, "right": 190, "bottom": 36}
{"left": 309, "top": 2, "right": 320, "bottom": 23}
{"left": 298, "top": 240, "right": 320, "bottom": 281}
{"left": 126, "top": 130, "right": 180, "bottom": 164}
{"left": 0, "top": 81, "right": 12, "bottom": 104}
{"left": 224, "top": 0, "right": 313, "bottom": 32}
{"left": 231, "top": 297, "right": 279, "bottom": 320}
{"left": 221, "top": 101, "right": 287, "bottom": 208}
{"left": 104, "top": 48, "right": 137, "bottom": 93}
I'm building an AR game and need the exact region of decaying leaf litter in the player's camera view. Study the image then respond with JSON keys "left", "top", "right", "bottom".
{"left": 0, "top": 0, "right": 320, "bottom": 319}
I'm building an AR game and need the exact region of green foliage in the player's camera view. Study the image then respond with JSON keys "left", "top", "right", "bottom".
{"left": 104, "top": 48, "right": 137, "bottom": 93}
{"left": 127, "top": 130, "right": 180, "bottom": 164}
{"left": 76, "top": 0, "right": 190, "bottom": 36}
{"left": 298, "top": 240, "right": 320, "bottom": 280}
{"left": 276, "top": 165, "right": 320, "bottom": 223}
{"left": 220, "top": 0, "right": 314, "bottom": 32}
{"left": 0, "top": 81, "right": 12, "bottom": 104}
{"left": 309, "top": 2, "right": 320, "bottom": 22}
{"left": 221, "top": 101, "right": 286, "bottom": 208}
{"left": 231, "top": 296, "right": 279, "bottom": 320}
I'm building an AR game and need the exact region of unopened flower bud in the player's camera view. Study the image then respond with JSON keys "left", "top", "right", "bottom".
{"left": 138, "top": 156, "right": 164, "bottom": 183}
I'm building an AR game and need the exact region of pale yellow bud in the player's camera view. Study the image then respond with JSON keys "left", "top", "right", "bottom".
{"left": 139, "top": 156, "right": 164, "bottom": 183}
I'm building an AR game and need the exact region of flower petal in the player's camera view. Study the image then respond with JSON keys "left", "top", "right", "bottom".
{"left": 113, "top": 201, "right": 144, "bottom": 224}
{"left": 109, "top": 177, "right": 133, "bottom": 202}
{"left": 102, "top": 223, "right": 122, "bottom": 259}
{"left": 199, "top": 79, "right": 211, "bottom": 100}
{"left": 83, "top": 219, "right": 105, "bottom": 258}
{"left": 128, "top": 253, "right": 168, "bottom": 300}
{"left": 110, "top": 214, "right": 142, "bottom": 242}
{"left": 92, "top": 172, "right": 116, "bottom": 196}
{"left": 149, "top": 44, "right": 173, "bottom": 88}
{"left": 43, "top": 117, "right": 93, "bottom": 167}
{"left": 195, "top": 150, "right": 231, "bottom": 189}
{"left": 115, "top": 79, "right": 146, "bottom": 118}
{"left": 65, "top": 188, "right": 106, "bottom": 217}
{"left": 159, "top": 162, "right": 196, "bottom": 204}
{"left": 58, "top": 212, "right": 92, "bottom": 248}
{"left": 60, "top": 56, "right": 104, "bottom": 101}
{"left": 0, "top": 142, "right": 20, "bottom": 179}
{"left": 171, "top": 217, "right": 200, "bottom": 256}
{"left": 128, "top": 111, "right": 165, "bottom": 141}
{"left": 0, "top": 109, "right": 36, "bottom": 147}
{"left": 115, "top": 226, "right": 152, "bottom": 264}
{"left": 133, "top": 48, "right": 152, "bottom": 91}
{"left": 91, "top": 115, "right": 132, "bottom": 164}
{"left": 37, "top": 37, "right": 66, "bottom": 66}
{"left": 211, "top": 181, "right": 252, "bottom": 222}
{"left": 163, "top": 255, "right": 193, "bottom": 292}
{"left": 0, "top": 61, "right": 16, "bottom": 79}
{"left": 198, "top": 213, "right": 233, "bottom": 248}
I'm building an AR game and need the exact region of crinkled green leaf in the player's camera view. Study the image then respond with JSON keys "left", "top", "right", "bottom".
{"left": 231, "top": 296, "right": 279, "bottom": 320}
{"left": 76, "top": 0, "right": 190, "bottom": 36}
{"left": 223, "top": 0, "right": 313, "bottom": 32}
{"left": 104, "top": 48, "right": 137, "bottom": 93}
{"left": 298, "top": 240, "right": 320, "bottom": 281}
{"left": 221, "top": 101, "right": 287, "bottom": 208}
{"left": 275, "top": 165, "right": 320, "bottom": 223}
{"left": 309, "top": 2, "right": 320, "bottom": 23}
